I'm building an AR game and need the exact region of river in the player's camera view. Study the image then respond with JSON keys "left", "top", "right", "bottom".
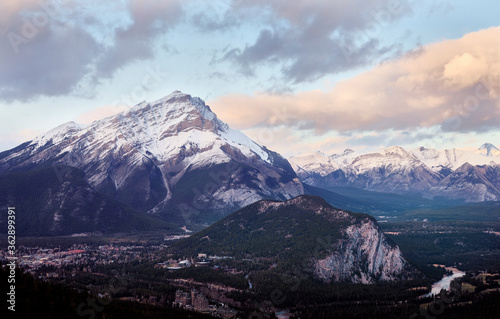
{"left": 245, "top": 274, "right": 253, "bottom": 289}
{"left": 423, "top": 266, "right": 465, "bottom": 297}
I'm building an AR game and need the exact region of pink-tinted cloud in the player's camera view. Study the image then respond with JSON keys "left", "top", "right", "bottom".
{"left": 210, "top": 27, "right": 500, "bottom": 135}
{"left": 0, "top": 0, "right": 39, "bottom": 34}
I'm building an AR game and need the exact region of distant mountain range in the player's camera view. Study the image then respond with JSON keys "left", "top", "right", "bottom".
{"left": 0, "top": 91, "right": 497, "bottom": 236}
{"left": 171, "top": 195, "right": 418, "bottom": 284}
{"left": 289, "top": 145, "right": 500, "bottom": 202}
{"left": 0, "top": 91, "right": 302, "bottom": 235}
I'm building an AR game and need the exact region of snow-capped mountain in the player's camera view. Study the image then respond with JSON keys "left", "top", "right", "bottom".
{"left": 289, "top": 145, "right": 500, "bottom": 202}
{"left": 289, "top": 151, "right": 343, "bottom": 186}
{"left": 0, "top": 91, "right": 303, "bottom": 227}
{"left": 411, "top": 146, "right": 499, "bottom": 173}
{"left": 427, "top": 163, "right": 500, "bottom": 202}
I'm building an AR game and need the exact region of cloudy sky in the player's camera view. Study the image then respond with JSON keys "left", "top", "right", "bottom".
{"left": 0, "top": 0, "right": 499, "bottom": 156}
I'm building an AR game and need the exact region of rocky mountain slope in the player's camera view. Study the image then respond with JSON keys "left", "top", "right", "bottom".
{"left": 171, "top": 195, "right": 417, "bottom": 284}
{"left": 289, "top": 145, "right": 500, "bottom": 202}
{"left": 0, "top": 91, "right": 303, "bottom": 229}
{"left": 0, "top": 165, "right": 171, "bottom": 236}
{"left": 428, "top": 163, "right": 500, "bottom": 202}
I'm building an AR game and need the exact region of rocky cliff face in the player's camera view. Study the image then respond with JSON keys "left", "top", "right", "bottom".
{"left": 0, "top": 91, "right": 303, "bottom": 227}
{"left": 315, "top": 219, "right": 408, "bottom": 283}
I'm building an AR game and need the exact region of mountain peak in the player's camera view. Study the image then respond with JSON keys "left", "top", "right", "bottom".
{"left": 25, "top": 92, "right": 274, "bottom": 167}
{"left": 0, "top": 91, "right": 303, "bottom": 227}
{"left": 155, "top": 90, "right": 201, "bottom": 107}
{"left": 290, "top": 151, "right": 327, "bottom": 160}
{"left": 29, "top": 91, "right": 224, "bottom": 151}
{"left": 381, "top": 145, "right": 410, "bottom": 157}
{"left": 330, "top": 149, "right": 356, "bottom": 161}
{"left": 32, "top": 120, "right": 83, "bottom": 147}
{"left": 131, "top": 91, "right": 221, "bottom": 126}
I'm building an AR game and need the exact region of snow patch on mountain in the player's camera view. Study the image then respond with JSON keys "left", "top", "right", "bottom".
{"left": 412, "top": 146, "right": 499, "bottom": 171}
{"left": 31, "top": 121, "right": 84, "bottom": 151}
{"left": 27, "top": 91, "right": 270, "bottom": 166}
{"left": 289, "top": 151, "right": 340, "bottom": 177}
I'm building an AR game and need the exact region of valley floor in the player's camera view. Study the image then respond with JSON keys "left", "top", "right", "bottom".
{"left": 2, "top": 220, "right": 500, "bottom": 318}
